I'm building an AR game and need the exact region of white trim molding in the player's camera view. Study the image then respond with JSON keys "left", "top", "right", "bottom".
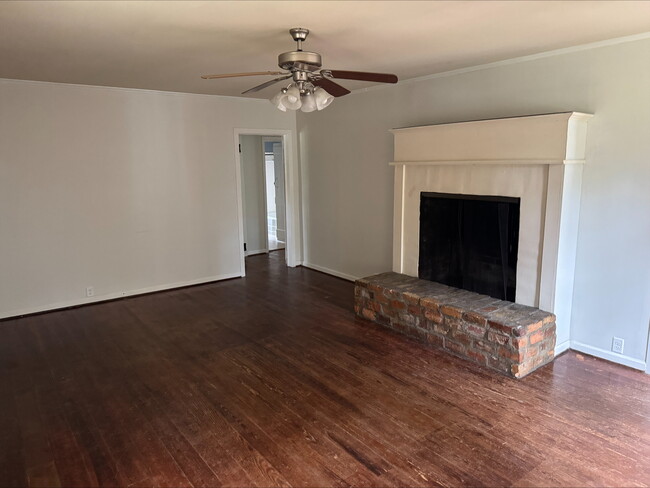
{"left": 391, "top": 112, "right": 593, "bottom": 352}
{"left": 555, "top": 340, "right": 571, "bottom": 356}
{"left": 389, "top": 159, "right": 586, "bottom": 166}
{"left": 0, "top": 272, "right": 242, "bottom": 320}
{"left": 570, "top": 341, "right": 647, "bottom": 372}
{"left": 352, "top": 31, "right": 650, "bottom": 96}
{"left": 302, "top": 262, "right": 358, "bottom": 282}
{"left": 245, "top": 249, "right": 268, "bottom": 257}
{"left": 234, "top": 128, "right": 301, "bottom": 275}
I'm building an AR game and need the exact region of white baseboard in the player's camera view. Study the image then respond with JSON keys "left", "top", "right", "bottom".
{"left": 302, "top": 262, "right": 358, "bottom": 282}
{"left": 570, "top": 340, "right": 646, "bottom": 371}
{"left": 245, "top": 249, "right": 267, "bottom": 257}
{"left": 555, "top": 340, "right": 571, "bottom": 356}
{"left": 0, "top": 272, "right": 243, "bottom": 320}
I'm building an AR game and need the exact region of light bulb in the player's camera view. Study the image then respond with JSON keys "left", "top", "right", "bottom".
{"left": 270, "top": 89, "right": 287, "bottom": 112}
{"left": 314, "top": 87, "right": 334, "bottom": 110}
{"left": 300, "top": 91, "right": 317, "bottom": 112}
{"left": 282, "top": 85, "right": 302, "bottom": 110}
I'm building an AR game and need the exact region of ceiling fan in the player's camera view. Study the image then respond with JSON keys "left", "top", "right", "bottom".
{"left": 201, "top": 28, "right": 398, "bottom": 112}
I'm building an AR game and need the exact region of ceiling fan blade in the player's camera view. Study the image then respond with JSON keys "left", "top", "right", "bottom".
{"left": 201, "top": 71, "right": 287, "bottom": 80}
{"left": 241, "top": 75, "right": 292, "bottom": 94}
{"left": 312, "top": 77, "right": 351, "bottom": 97}
{"left": 328, "top": 70, "right": 398, "bottom": 84}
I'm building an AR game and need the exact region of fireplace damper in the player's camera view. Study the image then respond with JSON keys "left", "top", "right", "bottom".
{"left": 418, "top": 192, "right": 520, "bottom": 301}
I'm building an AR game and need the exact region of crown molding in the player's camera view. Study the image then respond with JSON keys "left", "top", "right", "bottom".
{"left": 0, "top": 77, "right": 271, "bottom": 103}
{"left": 351, "top": 30, "right": 650, "bottom": 96}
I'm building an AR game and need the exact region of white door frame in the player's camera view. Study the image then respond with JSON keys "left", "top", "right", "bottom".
{"left": 234, "top": 128, "right": 300, "bottom": 274}
{"left": 262, "top": 136, "right": 286, "bottom": 250}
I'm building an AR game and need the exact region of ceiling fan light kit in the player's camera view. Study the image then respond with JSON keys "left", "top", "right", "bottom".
{"left": 202, "top": 28, "right": 398, "bottom": 113}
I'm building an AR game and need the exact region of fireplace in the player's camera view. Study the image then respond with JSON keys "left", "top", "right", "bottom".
{"left": 418, "top": 192, "right": 520, "bottom": 301}
{"left": 355, "top": 113, "right": 592, "bottom": 377}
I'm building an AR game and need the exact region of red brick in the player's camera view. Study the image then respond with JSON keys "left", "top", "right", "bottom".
{"left": 424, "top": 309, "right": 443, "bottom": 324}
{"left": 370, "top": 301, "right": 382, "bottom": 312}
{"left": 376, "top": 293, "right": 390, "bottom": 305}
{"left": 498, "top": 346, "right": 524, "bottom": 362}
{"left": 525, "top": 345, "right": 540, "bottom": 359}
{"left": 402, "top": 292, "right": 420, "bottom": 306}
{"left": 465, "top": 323, "right": 486, "bottom": 339}
{"left": 478, "top": 305, "right": 500, "bottom": 314}
{"left": 530, "top": 331, "right": 544, "bottom": 344}
{"left": 544, "top": 325, "right": 556, "bottom": 338}
{"left": 475, "top": 341, "right": 496, "bottom": 354}
{"left": 420, "top": 297, "right": 440, "bottom": 310}
{"left": 462, "top": 311, "right": 487, "bottom": 326}
{"left": 368, "top": 284, "right": 383, "bottom": 294}
{"left": 512, "top": 326, "right": 527, "bottom": 337}
{"left": 376, "top": 314, "right": 390, "bottom": 326}
{"left": 487, "top": 355, "right": 510, "bottom": 373}
{"left": 385, "top": 289, "right": 401, "bottom": 300}
{"left": 382, "top": 307, "right": 397, "bottom": 318}
{"left": 488, "top": 320, "right": 513, "bottom": 335}
{"left": 399, "top": 313, "right": 419, "bottom": 327}
{"left": 525, "top": 320, "right": 543, "bottom": 334}
{"left": 426, "top": 334, "right": 444, "bottom": 348}
{"left": 487, "top": 330, "right": 510, "bottom": 345}
{"left": 452, "top": 330, "right": 472, "bottom": 346}
{"left": 466, "top": 349, "right": 488, "bottom": 365}
{"left": 390, "top": 300, "right": 406, "bottom": 310}
{"left": 390, "top": 321, "right": 409, "bottom": 333}
{"left": 542, "top": 314, "right": 556, "bottom": 325}
{"left": 444, "top": 339, "right": 466, "bottom": 355}
{"left": 408, "top": 305, "right": 422, "bottom": 315}
{"left": 512, "top": 336, "right": 528, "bottom": 349}
{"left": 362, "top": 308, "right": 376, "bottom": 321}
{"left": 440, "top": 305, "right": 463, "bottom": 319}
{"left": 511, "top": 362, "right": 533, "bottom": 378}
{"left": 354, "top": 304, "right": 361, "bottom": 315}
{"left": 433, "top": 322, "right": 451, "bottom": 336}
{"left": 411, "top": 327, "right": 429, "bottom": 342}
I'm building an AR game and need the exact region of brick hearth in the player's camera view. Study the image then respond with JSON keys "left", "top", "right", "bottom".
{"left": 354, "top": 272, "right": 556, "bottom": 378}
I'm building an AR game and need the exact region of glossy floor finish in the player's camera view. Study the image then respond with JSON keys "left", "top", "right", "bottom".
{"left": 1, "top": 252, "right": 649, "bottom": 487}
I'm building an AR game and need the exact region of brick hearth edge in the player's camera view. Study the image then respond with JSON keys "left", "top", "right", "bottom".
{"left": 354, "top": 272, "right": 556, "bottom": 378}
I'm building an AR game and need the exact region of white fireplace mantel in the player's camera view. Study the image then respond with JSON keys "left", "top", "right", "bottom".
{"left": 390, "top": 112, "right": 593, "bottom": 354}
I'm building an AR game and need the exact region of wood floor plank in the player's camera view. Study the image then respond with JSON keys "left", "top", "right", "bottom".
{"left": 0, "top": 251, "right": 648, "bottom": 487}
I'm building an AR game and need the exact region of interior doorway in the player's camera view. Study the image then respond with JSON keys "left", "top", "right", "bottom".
{"left": 238, "top": 134, "right": 287, "bottom": 263}
{"left": 263, "top": 137, "right": 286, "bottom": 252}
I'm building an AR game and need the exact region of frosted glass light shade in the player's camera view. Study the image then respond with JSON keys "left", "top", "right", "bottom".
{"left": 314, "top": 87, "right": 334, "bottom": 110}
{"left": 270, "top": 90, "right": 287, "bottom": 111}
{"left": 282, "top": 85, "right": 302, "bottom": 110}
{"left": 300, "top": 92, "right": 317, "bottom": 112}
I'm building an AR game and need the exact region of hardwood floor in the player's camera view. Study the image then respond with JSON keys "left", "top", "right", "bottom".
{"left": 1, "top": 251, "right": 649, "bottom": 487}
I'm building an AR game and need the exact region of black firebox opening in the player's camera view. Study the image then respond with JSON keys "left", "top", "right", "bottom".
{"left": 418, "top": 192, "right": 520, "bottom": 301}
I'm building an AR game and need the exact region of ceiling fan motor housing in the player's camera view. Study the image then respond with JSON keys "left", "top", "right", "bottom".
{"left": 278, "top": 51, "right": 322, "bottom": 71}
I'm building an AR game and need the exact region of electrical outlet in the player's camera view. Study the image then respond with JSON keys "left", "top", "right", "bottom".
{"left": 86, "top": 286, "right": 94, "bottom": 298}
{"left": 612, "top": 337, "right": 624, "bottom": 354}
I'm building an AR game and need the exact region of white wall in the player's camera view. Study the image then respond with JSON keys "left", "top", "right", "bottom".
{"left": 0, "top": 79, "right": 296, "bottom": 318}
{"left": 240, "top": 135, "right": 266, "bottom": 254}
{"left": 298, "top": 37, "right": 650, "bottom": 369}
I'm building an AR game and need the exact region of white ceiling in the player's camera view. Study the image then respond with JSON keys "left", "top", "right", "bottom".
{"left": 1, "top": 1, "right": 650, "bottom": 98}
